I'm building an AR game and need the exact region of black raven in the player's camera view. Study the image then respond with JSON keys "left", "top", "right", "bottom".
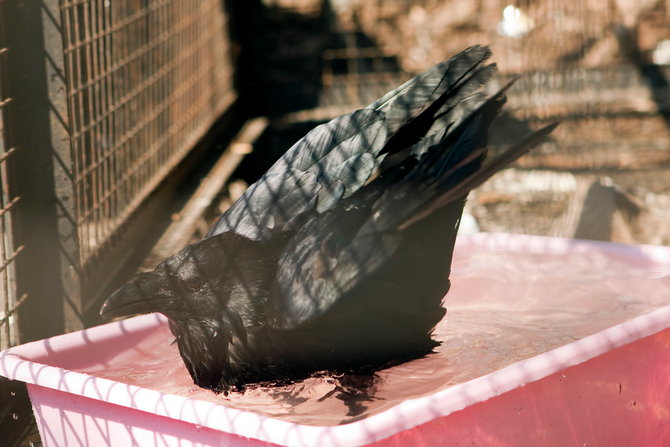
{"left": 101, "top": 46, "right": 557, "bottom": 395}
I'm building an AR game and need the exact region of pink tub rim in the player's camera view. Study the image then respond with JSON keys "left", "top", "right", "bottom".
{"left": 2, "top": 233, "right": 670, "bottom": 447}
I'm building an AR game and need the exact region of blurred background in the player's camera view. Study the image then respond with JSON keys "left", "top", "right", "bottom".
{"left": 1, "top": 0, "right": 670, "bottom": 444}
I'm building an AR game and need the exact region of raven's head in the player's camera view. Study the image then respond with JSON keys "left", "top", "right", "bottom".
{"left": 101, "top": 232, "right": 277, "bottom": 393}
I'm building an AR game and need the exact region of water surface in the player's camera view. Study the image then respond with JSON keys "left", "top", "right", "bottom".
{"left": 91, "top": 238, "right": 670, "bottom": 425}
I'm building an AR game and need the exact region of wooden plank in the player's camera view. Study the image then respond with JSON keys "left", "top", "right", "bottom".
{"left": 142, "top": 117, "right": 269, "bottom": 269}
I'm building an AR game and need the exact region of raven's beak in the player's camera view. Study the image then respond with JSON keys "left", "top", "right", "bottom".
{"left": 100, "top": 271, "right": 178, "bottom": 318}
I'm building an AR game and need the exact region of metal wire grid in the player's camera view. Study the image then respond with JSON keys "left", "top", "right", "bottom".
{"left": 321, "top": 29, "right": 409, "bottom": 108}
{"left": 0, "top": 48, "right": 24, "bottom": 351}
{"left": 60, "top": 0, "right": 234, "bottom": 266}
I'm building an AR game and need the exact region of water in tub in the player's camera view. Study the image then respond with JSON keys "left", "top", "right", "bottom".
{"left": 87, "top": 241, "right": 670, "bottom": 425}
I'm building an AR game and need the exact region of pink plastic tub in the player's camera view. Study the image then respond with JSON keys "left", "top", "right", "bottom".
{"left": 2, "top": 233, "right": 670, "bottom": 447}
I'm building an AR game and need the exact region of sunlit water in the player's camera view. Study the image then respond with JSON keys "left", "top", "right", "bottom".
{"left": 90, "top": 241, "right": 670, "bottom": 425}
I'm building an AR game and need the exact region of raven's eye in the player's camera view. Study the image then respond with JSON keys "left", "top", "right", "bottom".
{"left": 185, "top": 276, "right": 203, "bottom": 291}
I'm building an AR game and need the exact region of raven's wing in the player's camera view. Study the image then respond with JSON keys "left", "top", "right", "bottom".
{"left": 265, "top": 92, "right": 559, "bottom": 330}
{"left": 206, "top": 46, "right": 495, "bottom": 241}
{"left": 265, "top": 183, "right": 401, "bottom": 330}
{"left": 207, "top": 110, "right": 388, "bottom": 240}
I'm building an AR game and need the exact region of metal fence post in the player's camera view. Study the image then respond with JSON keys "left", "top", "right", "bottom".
{"left": 45, "top": 0, "right": 85, "bottom": 334}
{"left": 1, "top": 0, "right": 83, "bottom": 342}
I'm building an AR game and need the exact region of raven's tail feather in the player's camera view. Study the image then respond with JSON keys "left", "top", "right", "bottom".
{"left": 376, "top": 46, "right": 497, "bottom": 158}
{"left": 399, "top": 121, "right": 560, "bottom": 231}
{"left": 358, "top": 84, "right": 558, "bottom": 238}
{"left": 417, "top": 79, "right": 515, "bottom": 181}
{"left": 359, "top": 80, "right": 530, "bottom": 236}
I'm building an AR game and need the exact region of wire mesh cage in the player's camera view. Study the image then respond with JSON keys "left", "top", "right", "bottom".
{"left": 0, "top": 0, "right": 236, "bottom": 346}
{"left": 61, "top": 0, "right": 235, "bottom": 267}
{"left": 321, "top": 28, "right": 408, "bottom": 109}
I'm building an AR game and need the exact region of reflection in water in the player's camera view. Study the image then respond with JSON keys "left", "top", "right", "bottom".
{"left": 238, "top": 372, "right": 381, "bottom": 419}
{"left": 91, "top": 242, "right": 670, "bottom": 426}
{"left": 330, "top": 373, "right": 381, "bottom": 419}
